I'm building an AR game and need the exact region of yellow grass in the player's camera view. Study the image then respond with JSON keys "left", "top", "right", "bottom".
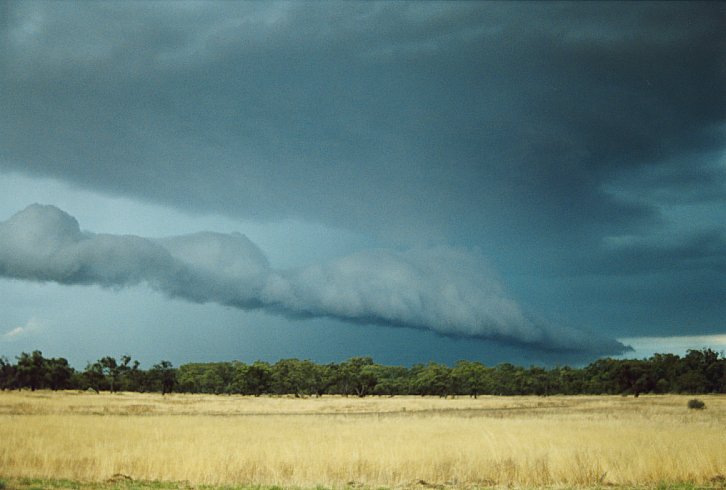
{"left": 1, "top": 391, "right": 725, "bottom": 488}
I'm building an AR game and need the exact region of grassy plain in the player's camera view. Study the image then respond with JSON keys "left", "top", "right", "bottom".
{"left": 1, "top": 391, "right": 725, "bottom": 489}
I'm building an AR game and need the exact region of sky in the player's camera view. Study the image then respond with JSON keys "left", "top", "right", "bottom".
{"left": 1, "top": 1, "right": 725, "bottom": 368}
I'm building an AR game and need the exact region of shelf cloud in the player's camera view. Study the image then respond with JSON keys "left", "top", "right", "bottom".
{"left": 0, "top": 204, "right": 627, "bottom": 355}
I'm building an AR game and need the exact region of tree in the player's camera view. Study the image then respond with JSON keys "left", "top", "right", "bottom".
{"left": 123, "top": 358, "right": 146, "bottom": 392}
{"left": 336, "top": 357, "right": 378, "bottom": 397}
{"left": 244, "top": 361, "right": 272, "bottom": 396}
{"left": 525, "top": 366, "right": 551, "bottom": 396}
{"left": 583, "top": 358, "right": 621, "bottom": 394}
{"left": 45, "top": 357, "right": 73, "bottom": 390}
{"left": 271, "top": 359, "right": 329, "bottom": 397}
{"left": 15, "top": 351, "right": 47, "bottom": 391}
{"left": 2, "top": 349, "right": 724, "bottom": 397}
{"left": 117, "top": 355, "right": 143, "bottom": 392}
{"left": 675, "top": 370, "right": 708, "bottom": 394}
{"left": 413, "top": 363, "right": 453, "bottom": 397}
{"left": 311, "top": 363, "right": 338, "bottom": 396}
{"left": 684, "top": 349, "right": 723, "bottom": 393}
{"left": 452, "top": 361, "right": 491, "bottom": 398}
{"left": 177, "top": 363, "right": 209, "bottom": 393}
{"left": 99, "top": 356, "right": 121, "bottom": 393}
{"left": 227, "top": 362, "right": 249, "bottom": 394}
{"left": 614, "top": 360, "right": 653, "bottom": 396}
{"left": 490, "top": 363, "right": 526, "bottom": 395}
{"left": 149, "top": 361, "right": 176, "bottom": 395}
{"left": 371, "top": 365, "right": 411, "bottom": 396}
{"left": 82, "top": 362, "right": 106, "bottom": 392}
{"left": 0, "top": 356, "right": 16, "bottom": 390}
{"left": 271, "top": 359, "right": 306, "bottom": 396}
{"left": 199, "top": 365, "right": 226, "bottom": 394}
{"left": 649, "top": 353, "right": 680, "bottom": 394}
{"left": 551, "top": 366, "right": 585, "bottom": 395}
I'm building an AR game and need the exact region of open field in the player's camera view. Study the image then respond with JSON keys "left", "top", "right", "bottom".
{"left": 1, "top": 391, "right": 725, "bottom": 489}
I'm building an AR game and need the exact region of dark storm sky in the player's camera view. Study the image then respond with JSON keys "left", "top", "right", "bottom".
{"left": 0, "top": 2, "right": 725, "bottom": 366}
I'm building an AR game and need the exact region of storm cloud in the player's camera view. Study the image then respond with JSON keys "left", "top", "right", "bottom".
{"left": 1, "top": 2, "right": 723, "bottom": 247}
{"left": 0, "top": 204, "right": 626, "bottom": 355}
{"left": 0, "top": 2, "right": 724, "bottom": 362}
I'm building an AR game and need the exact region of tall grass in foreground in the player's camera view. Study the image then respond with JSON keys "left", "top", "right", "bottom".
{"left": 1, "top": 392, "right": 725, "bottom": 488}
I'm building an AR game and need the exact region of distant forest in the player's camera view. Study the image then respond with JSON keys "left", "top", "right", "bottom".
{"left": 1, "top": 349, "right": 725, "bottom": 397}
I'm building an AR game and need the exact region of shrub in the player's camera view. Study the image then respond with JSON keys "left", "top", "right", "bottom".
{"left": 687, "top": 398, "right": 706, "bottom": 410}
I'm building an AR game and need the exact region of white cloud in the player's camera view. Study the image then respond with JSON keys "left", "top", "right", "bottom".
{"left": 0, "top": 171, "right": 371, "bottom": 269}
{"left": 0, "top": 204, "right": 627, "bottom": 355}
{"left": 1, "top": 318, "right": 42, "bottom": 342}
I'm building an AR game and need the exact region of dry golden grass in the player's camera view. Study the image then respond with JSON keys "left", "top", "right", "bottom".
{"left": 1, "top": 391, "right": 725, "bottom": 488}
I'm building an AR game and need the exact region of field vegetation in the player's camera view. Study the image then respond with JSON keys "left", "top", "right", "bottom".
{"left": 1, "top": 391, "right": 725, "bottom": 489}
{"left": 3, "top": 348, "right": 726, "bottom": 397}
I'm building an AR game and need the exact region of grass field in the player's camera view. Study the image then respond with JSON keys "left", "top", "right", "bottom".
{"left": 1, "top": 391, "right": 725, "bottom": 489}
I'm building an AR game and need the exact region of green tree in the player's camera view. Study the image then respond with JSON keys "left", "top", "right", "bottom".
{"left": 15, "top": 351, "right": 47, "bottom": 391}
{"left": 117, "top": 355, "right": 143, "bottom": 392}
{"left": 0, "top": 356, "right": 16, "bottom": 390}
{"left": 675, "top": 370, "right": 708, "bottom": 393}
{"left": 490, "top": 363, "right": 525, "bottom": 395}
{"left": 649, "top": 353, "right": 680, "bottom": 394}
{"left": 148, "top": 361, "right": 176, "bottom": 395}
{"left": 200, "top": 365, "right": 226, "bottom": 394}
{"left": 311, "top": 363, "right": 338, "bottom": 396}
{"left": 683, "top": 349, "right": 723, "bottom": 393}
{"left": 45, "top": 357, "right": 74, "bottom": 390}
{"left": 336, "top": 357, "right": 378, "bottom": 397}
{"left": 413, "top": 362, "right": 453, "bottom": 397}
{"left": 549, "top": 366, "right": 584, "bottom": 395}
{"left": 614, "top": 360, "right": 652, "bottom": 396}
{"left": 583, "top": 358, "right": 620, "bottom": 394}
{"left": 271, "top": 359, "right": 329, "bottom": 397}
{"left": 123, "top": 358, "right": 146, "bottom": 392}
{"left": 271, "top": 359, "right": 305, "bottom": 396}
{"left": 244, "top": 361, "right": 272, "bottom": 396}
{"left": 524, "top": 366, "right": 552, "bottom": 396}
{"left": 451, "top": 361, "right": 491, "bottom": 398}
{"left": 99, "top": 356, "right": 121, "bottom": 393}
{"left": 227, "top": 362, "right": 249, "bottom": 394}
{"left": 177, "top": 363, "right": 208, "bottom": 393}
{"left": 176, "top": 362, "right": 230, "bottom": 394}
{"left": 82, "top": 362, "right": 106, "bottom": 392}
{"left": 371, "top": 365, "right": 411, "bottom": 396}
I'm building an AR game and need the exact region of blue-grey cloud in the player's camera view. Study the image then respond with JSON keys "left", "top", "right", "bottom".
{"left": 596, "top": 231, "right": 726, "bottom": 276}
{"left": 0, "top": 2, "right": 724, "bottom": 350}
{"left": 0, "top": 204, "right": 627, "bottom": 355}
{"left": 1, "top": 2, "right": 722, "bottom": 248}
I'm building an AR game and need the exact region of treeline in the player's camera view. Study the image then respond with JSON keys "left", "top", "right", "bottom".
{"left": 0, "top": 352, "right": 175, "bottom": 394}
{"left": 1, "top": 349, "right": 725, "bottom": 397}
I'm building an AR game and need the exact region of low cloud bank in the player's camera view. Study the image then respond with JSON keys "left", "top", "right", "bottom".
{"left": 0, "top": 205, "right": 628, "bottom": 355}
